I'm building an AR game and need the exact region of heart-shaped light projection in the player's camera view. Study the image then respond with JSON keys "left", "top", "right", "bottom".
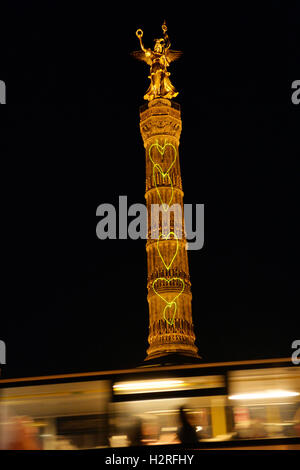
{"left": 149, "top": 141, "right": 183, "bottom": 325}
{"left": 149, "top": 141, "right": 177, "bottom": 212}
{"left": 152, "top": 277, "right": 185, "bottom": 305}
{"left": 149, "top": 140, "right": 177, "bottom": 175}
{"left": 153, "top": 165, "right": 174, "bottom": 211}
{"left": 163, "top": 301, "right": 177, "bottom": 325}
{"left": 157, "top": 231, "right": 179, "bottom": 270}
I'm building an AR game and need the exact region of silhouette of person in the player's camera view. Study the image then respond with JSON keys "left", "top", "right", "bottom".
{"left": 128, "top": 417, "right": 143, "bottom": 446}
{"left": 177, "top": 406, "right": 199, "bottom": 445}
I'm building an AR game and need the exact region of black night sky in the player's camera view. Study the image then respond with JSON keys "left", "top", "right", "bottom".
{"left": 1, "top": 2, "right": 299, "bottom": 378}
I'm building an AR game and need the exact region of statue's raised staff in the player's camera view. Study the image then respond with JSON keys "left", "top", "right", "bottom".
{"left": 132, "top": 21, "right": 182, "bottom": 101}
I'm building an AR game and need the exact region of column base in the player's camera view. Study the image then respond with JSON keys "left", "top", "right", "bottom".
{"left": 141, "top": 351, "right": 202, "bottom": 368}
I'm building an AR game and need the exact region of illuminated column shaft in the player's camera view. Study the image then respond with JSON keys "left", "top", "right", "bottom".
{"left": 140, "top": 98, "right": 199, "bottom": 360}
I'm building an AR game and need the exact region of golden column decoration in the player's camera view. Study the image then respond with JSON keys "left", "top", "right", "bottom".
{"left": 134, "top": 23, "right": 200, "bottom": 361}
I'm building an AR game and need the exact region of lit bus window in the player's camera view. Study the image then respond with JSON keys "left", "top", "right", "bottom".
{"left": 113, "top": 375, "right": 225, "bottom": 395}
{"left": 228, "top": 367, "right": 300, "bottom": 439}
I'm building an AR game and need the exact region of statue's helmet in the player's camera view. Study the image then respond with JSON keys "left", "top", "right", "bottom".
{"left": 154, "top": 38, "right": 165, "bottom": 53}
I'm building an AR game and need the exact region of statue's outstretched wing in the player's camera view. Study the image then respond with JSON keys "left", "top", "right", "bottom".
{"left": 166, "top": 50, "right": 183, "bottom": 63}
{"left": 131, "top": 50, "right": 152, "bottom": 66}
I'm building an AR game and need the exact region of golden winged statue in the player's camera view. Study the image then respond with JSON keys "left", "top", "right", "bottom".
{"left": 132, "top": 21, "right": 182, "bottom": 101}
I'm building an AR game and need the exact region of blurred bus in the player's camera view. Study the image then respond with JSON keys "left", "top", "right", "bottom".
{"left": 0, "top": 357, "right": 299, "bottom": 450}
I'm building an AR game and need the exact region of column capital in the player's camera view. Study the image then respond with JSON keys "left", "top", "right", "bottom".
{"left": 139, "top": 99, "right": 182, "bottom": 145}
